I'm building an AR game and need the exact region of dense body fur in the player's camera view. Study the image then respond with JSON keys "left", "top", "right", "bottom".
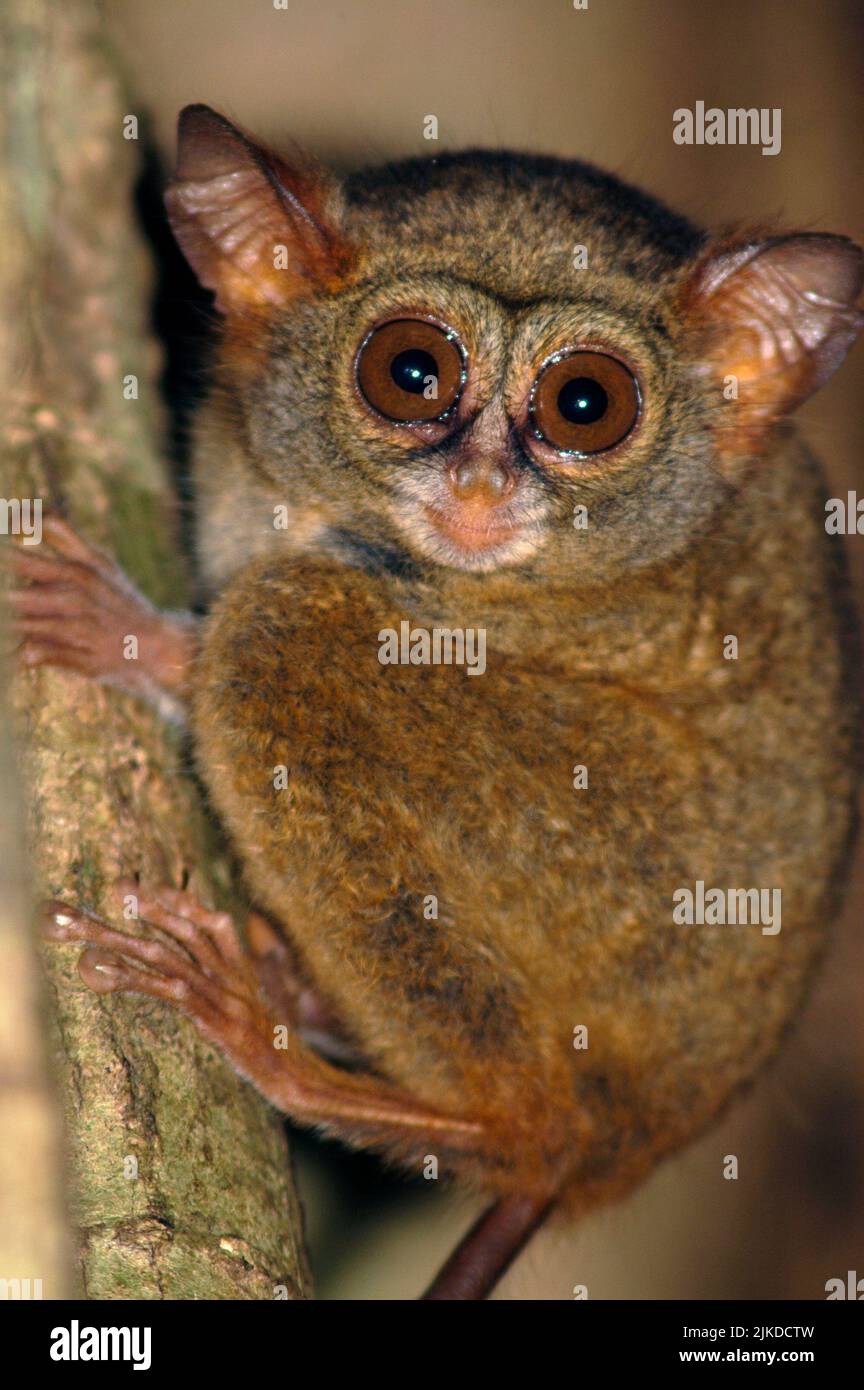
{"left": 18, "top": 118, "right": 860, "bottom": 1289}
{"left": 185, "top": 149, "right": 859, "bottom": 1207}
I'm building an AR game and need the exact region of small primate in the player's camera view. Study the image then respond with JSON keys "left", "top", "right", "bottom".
{"left": 12, "top": 106, "right": 863, "bottom": 1299}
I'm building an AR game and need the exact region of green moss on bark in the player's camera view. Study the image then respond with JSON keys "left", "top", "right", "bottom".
{"left": 0, "top": 0, "right": 310, "bottom": 1300}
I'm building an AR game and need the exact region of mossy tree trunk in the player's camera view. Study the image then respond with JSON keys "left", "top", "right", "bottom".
{"left": 0, "top": 0, "right": 310, "bottom": 1299}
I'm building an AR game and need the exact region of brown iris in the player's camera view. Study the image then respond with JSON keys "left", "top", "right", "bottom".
{"left": 530, "top": 351, "right": 640, "bottom": 454}
{"left": 356, "top": 320, "right": 465, "bottom": 423}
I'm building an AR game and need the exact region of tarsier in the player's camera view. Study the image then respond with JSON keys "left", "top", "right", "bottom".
{"left": 13, "top": 106, "right": 863, "bottom": 1299}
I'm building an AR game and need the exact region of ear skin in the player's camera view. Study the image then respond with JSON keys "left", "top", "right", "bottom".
{"left": 677, "top": 231, "right": 863, "bottom": 460}
{"left": 164, "top": 104, "right": 355, "bottom": 315}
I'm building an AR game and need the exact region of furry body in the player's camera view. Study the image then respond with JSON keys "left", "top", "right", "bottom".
{"left": 21, "top": 122, "right": 861, "bottom": 1265}
{"left": 186, "top": 152, "right": 859, "bottom": 1205}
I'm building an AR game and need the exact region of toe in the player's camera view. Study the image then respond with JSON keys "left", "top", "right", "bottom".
{"left": 41, "top": 901, "right": 91, "bottom": 941}
{"left": 78, "top": 946, "right": 136, "bottom": 993}
{"left": 112, "top": 879, "right": 244, "bottom": 968}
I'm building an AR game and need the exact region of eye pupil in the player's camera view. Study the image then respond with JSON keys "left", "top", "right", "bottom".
{"left": 357, "top": 319, "right": 464, "bottom": 423}
{"left": 390, "top": 348, "right": 438, "bottom": 395}
{"left": 531, "top": 351, "right": 639, "bottom": 455}
{"left": 557, "top": 376, "right": 607, "bottom": 425}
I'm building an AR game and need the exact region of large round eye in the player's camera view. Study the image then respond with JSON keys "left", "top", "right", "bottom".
{"left": 530, "top": 351, "right": 640, "bottom": 454}
{"left": 356, "top": 319, "right": 465, "bottom": 423}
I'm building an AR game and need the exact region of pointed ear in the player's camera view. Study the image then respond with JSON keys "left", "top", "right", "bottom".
{"left": 677, "top": 232, "right": 863, "bottom": 460}
{"left": 164, "top": 104, "right": 356, "bottom": 314}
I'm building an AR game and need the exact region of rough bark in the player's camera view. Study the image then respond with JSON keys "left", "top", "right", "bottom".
{"left": 0, "top": 0, "right": 310, "bottom": 1299}
{"left": 0, "top": 632, "right": 73, "bottom": 1302}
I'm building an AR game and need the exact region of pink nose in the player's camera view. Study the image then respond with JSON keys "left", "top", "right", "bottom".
{"left": 449, "top": 458, "right": 515, "bottom": 503}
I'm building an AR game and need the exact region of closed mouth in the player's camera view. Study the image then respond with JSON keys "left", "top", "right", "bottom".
{"left": 424, "top": 505, "right": 521, "bottom": 552}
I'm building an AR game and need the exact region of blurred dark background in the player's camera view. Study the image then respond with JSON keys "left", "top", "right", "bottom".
{"left": 105, "top": 0, "right": 864, "bottom": 1298}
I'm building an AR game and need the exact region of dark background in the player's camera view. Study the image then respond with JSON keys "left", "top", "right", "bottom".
{"left": 105, "top": 0, "right": 864, "bottom": 1298}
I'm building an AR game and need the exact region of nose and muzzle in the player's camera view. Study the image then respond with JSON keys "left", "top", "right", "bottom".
{"left": 426, "top": 406, "right": 528, "bottom": 557}
{"left": 448, "top": 456, "right": 517, "bottom": 506}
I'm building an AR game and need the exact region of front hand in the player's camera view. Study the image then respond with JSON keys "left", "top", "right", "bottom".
{"left": 7, "top": 516, "right": 197, "bottom": 714}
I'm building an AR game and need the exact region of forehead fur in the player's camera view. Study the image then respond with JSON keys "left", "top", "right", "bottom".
{"left": 342, "top": 150, "right": 705, "bottom": 298}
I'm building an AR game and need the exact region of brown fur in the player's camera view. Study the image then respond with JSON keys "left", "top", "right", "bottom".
{"left": 172, "top": 112, "right": 862, "bottom": 1210}
{"left": 23, "top": 109, "right": 860, "bottom": 1238}
{"left": 193, "top": 439, "right": 858, "bottom": 1208}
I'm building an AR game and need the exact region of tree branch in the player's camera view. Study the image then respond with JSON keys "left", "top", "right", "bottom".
{"left": 0, "top": 0, "right": 310, "bottom": 1300}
